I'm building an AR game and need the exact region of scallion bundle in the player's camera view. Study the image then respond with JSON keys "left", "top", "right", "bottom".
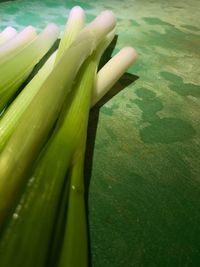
{"left": 0, "top": 6, "right": 137, "bottom": 267}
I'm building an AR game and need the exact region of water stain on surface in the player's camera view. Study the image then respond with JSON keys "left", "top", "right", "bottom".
{"left": 131, "top": 19, "right": 140, "bottom": 27}
{"left": 173, "top": 5, "right": 184, "bottom": 9}
{"left": 140, "top": 118, "right": 196, "bottom": 144}
{"left": 161, "top": 72, "right": 200, "bottom": 98}
{"left": 143, "top": 17, "right": 173, "bottom": 27}
{"left": 133, "top": 88, "right": 163, "bottom": 123}
{"left": 134, "top": 87, "right": 196, "bottom": 144}
{"left": 101, "top": 103, "right": 119, "bottom": 116}
{"left": 181, "top": 24, "right": 200, "bottom": 32}
{"left": 145, "top": 23, "right": 200, "bottom": 54}
{"left": 134, "top": 87, "right": 156, "bottom": 99}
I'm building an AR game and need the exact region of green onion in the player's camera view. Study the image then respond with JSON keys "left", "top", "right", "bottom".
{"left": 0, "top": 24, "right": 59, "bottom": 111}
{"left": 0, "top": 7, "right": 83, "bottom": 265}
{"left": 57, "top": 152, "right": 87, "bottom": 267}
{"left": 0, "top": 26, "right": 37, "bottom": 61}
{"left": 0, "top": 27, "right": 18, "bottom": 45}
{"left": 55, "top": 6, "right": 85, "bottom": 63}
{"left": 0, "top": 9, "right": 115, "bottom": 231}
{"left": 0, "top": 51, "right": 57, "bottom": 151}
{"left": 0, "top": 45, "right": 137, "bottom": 152}
{"left": 51, "top": 33, "right": 115, "bottom": 267}
{"left": 92, "top": 46, "right": 137, "bottom": 106}
{"left": 0, "top": 6, "right": 85, "bottom": 150}
{"left": 0, "top": 7, "right": 138, "bottom": 267}
{"left": 0, "top": 11, "right": 116, "bottom": 267}
{"left": 1, "top": 34, "right": 114, "bottom": 267}
{"left": 50, "top": 32, "right": 138, "bottom": 267}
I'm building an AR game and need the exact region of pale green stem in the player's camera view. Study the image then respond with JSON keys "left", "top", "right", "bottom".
{"left": 0, "top": 27, "right": 18, "bottom": 45}
{"left": 0, "top": 24, "right": 59, "bottom": 110}
{"left": 0, "top": 51, "right": 57, "bottom": 151}
{"left": 57, "top": 151, "right": 87, "bottom": 267}
{"left": 56, "top": 33, "right": 116, "bottom": 267}
{"left": 0, "top": 26, "right": 37, "bottom": 62}
{"left": 0, "top": 9, "right": 115, "bottom": 234}
{"left": 0, "top": 43, "right": 137, "bottom": 153}
{"left": 0, "top": 28, "right": 115, "bottom": 267}
{"left": 0, "top": 6, "right": 84, "bottom": 150}
{"left": 92, "top": 46, "right": 138, "bottom": 106}
{"left": 55, "top": 6, "right": 85, "bottom": 64}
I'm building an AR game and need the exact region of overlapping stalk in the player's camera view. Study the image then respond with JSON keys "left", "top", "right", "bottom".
{"left": 0, "top": 26, "right": 37, "bottom": 60}
{"left": 0, "top": 24, "right": 59, "bottom": 111}
{"left": 0, "top": 6, "right": 137, "bottom": 267}
{"left": 0, "top": 8, "right": 114, "bottom": 266}
{"left": 0, "top": 27, "right": 18, "bottom": 45}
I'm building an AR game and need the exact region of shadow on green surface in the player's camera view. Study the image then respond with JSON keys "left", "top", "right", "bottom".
{"left": 98, "top": 34, "right": 118, "bottom": 70}
{"left": 79, "top": 33, "right": 138, "bottom": 266}
{"left": 144, "top": 20, "right": 200, "bottom": 54}
{"left": 82, "top": 34, "right": 139, "bottom": 266}
{"left": 85, "top": 74, "right": 139, "bottom": 267}
{"left": 84, "top": 72, "right": 138, "bottom": 267}
{"left": 93, "top": 156, "right": 200, "bottom": 267}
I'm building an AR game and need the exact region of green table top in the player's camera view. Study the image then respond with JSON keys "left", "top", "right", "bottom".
{"left": 1, "top": 0, "right": 200, "bottom": 266}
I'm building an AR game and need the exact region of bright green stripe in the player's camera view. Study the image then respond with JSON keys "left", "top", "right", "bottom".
{"left": 57, "top": 150, "right": 88, "bottom": 267}
{"left": 0, "top": 51, "right": 57, "bottom": 151}
{"left": 0, "top": 24, "right": 59, "bottom": 111}
{"left": 55, "top": 6, "right": 85, "bottom": 64}
{"left": 0, "top": 27, "right": 18, "bottom": 45}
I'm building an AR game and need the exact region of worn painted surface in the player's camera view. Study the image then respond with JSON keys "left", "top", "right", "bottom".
{"left": 0, "top": 0, "right": 200, "bottom": 266}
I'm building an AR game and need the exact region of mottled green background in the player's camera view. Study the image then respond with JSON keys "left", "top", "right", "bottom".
{"left": 1, "top": 0, "right": 200, "bottom": 266}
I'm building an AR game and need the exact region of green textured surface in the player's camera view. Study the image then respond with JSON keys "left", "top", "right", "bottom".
{"left": 1, "top": 0, "right": 200, "bottom": 266}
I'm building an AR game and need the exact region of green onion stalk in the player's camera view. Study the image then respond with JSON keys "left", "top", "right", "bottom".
{"left": 56, "top": 42, "right": 137, "bottom": 267}
{"left": 0, "top": 10, "right": 116, "bottom": 267}
{"left": 0, "top": 10, "right": 116, "bottom": 229}
{"left": 0, "top": 24, "right": 59, "bottom": 111}
{"left": 0, "top": 27, "right": 18, "bottom": 45}
{"left": 0, "top": 26, "right": 37, "bottom": 61}
{"left": 0, "top": 6, "right": 85, "bottom": 151}
{"left": 0, "top": 28, "right": 115, "bottom": 267}
{"left": 0, "top": 7, "right": 138, "bottom": 267}
{"left": 0, "top": 51, "right": 57, "bottom": 151}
